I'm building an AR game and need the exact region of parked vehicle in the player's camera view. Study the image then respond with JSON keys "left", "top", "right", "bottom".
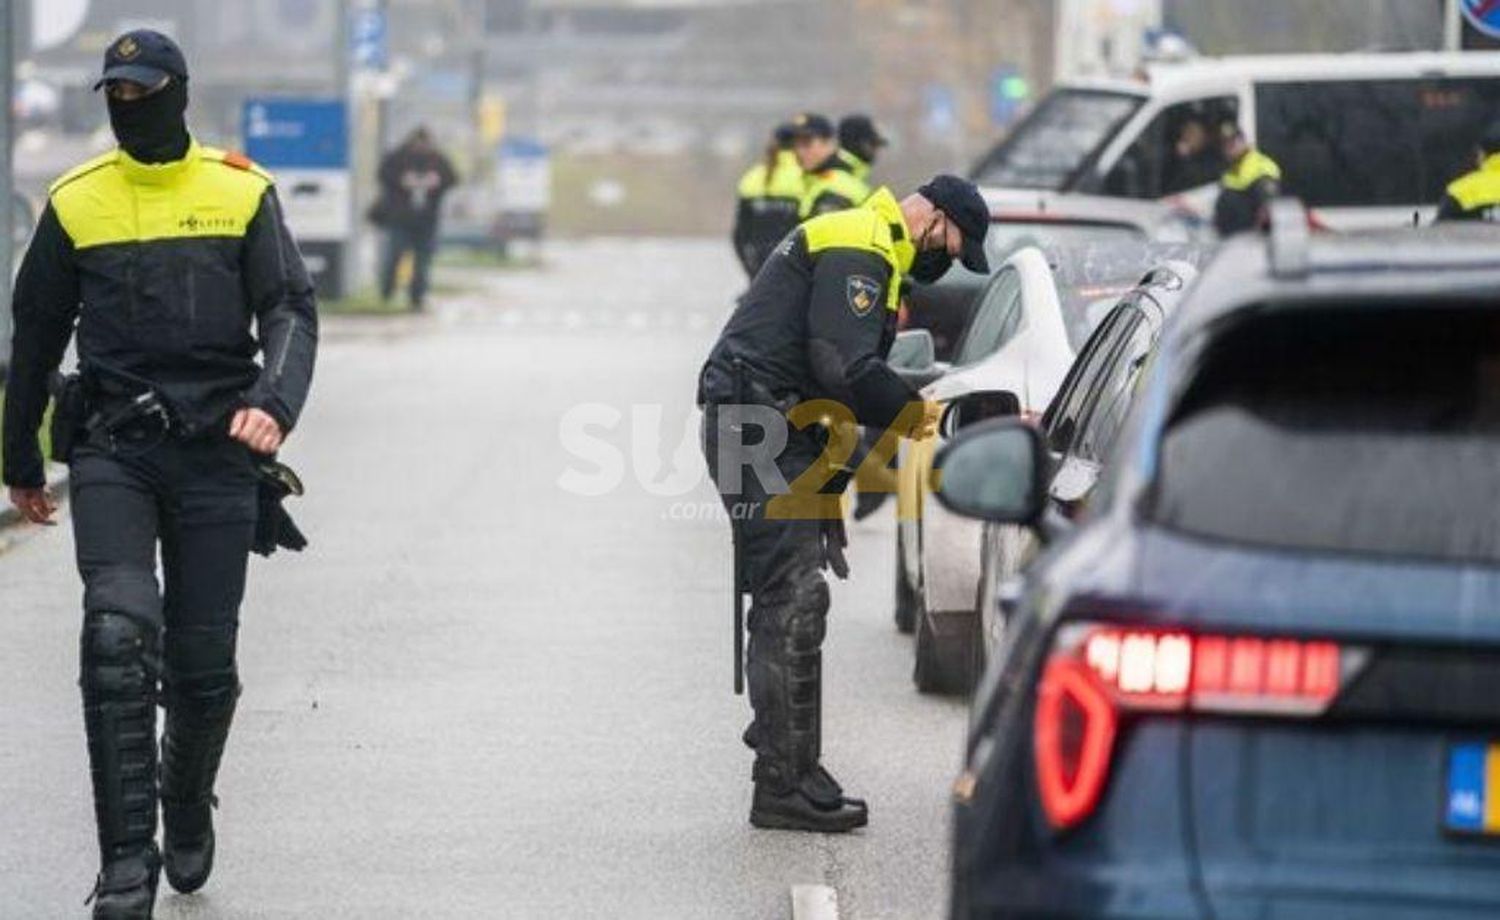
{"left": 896, "top": 206, "right": 1152, "bottom": 371}
{"left": 895, "top": 239, "right": 1203, "bottom": 695}
{"left": 971, "top": 52, "right": 1500, "bottom": 230}
{"left": 971, "top": 260, "right": 1196, "bottom": 679}
{"left": 935, "top": 211, "right": 1500, "bottom": 919}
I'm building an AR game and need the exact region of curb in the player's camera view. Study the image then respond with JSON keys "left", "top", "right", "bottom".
{"left": 0, "top": 464, "right": 70, "bottom": 534}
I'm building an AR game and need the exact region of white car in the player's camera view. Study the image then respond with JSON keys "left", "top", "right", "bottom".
{"left": 892, "top": 239, "right": 1203, "bottom": 694}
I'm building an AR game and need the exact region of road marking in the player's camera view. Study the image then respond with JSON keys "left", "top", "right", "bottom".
{"left": 791, "top": 884, "right": 840, "bottom": 920}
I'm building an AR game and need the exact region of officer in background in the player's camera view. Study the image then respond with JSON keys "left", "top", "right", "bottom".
{"left": 835, "top": 113, "right": 886, "bottom": 189}
{"left": 2, "top": 31, "right": 317, "bottom": 918}
{"left": 1435, "top": 124, "right": 1500, "bottom": 222}
{"left": 697, "top": 175, "right": 989, "bottom": 832}
{"left": 731, "top": 122, "right": 805, "bottom": 277}
{"left": 1213, "top": 121, "right": 1282, "bottom": 237}
{"left": 792, "top": 112, "right": 873, "bottom": 219}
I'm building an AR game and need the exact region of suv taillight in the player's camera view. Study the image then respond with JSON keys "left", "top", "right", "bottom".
{"left": 1033, "top": 622, "right": 1368, "bottom": 831}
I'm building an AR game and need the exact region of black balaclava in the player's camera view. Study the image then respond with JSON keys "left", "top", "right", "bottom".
{"left": 108, "top": 78, "right": 190, "bottom": 164}
{"left": 908, "top": 215, "right": 954, "bottom": 284}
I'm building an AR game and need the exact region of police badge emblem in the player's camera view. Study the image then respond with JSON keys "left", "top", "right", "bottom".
{"left": 847, "top": 276, "right": 881, "bottom": 317}
{"left": 116, "top": 36, "right": 141, "bottom": 60}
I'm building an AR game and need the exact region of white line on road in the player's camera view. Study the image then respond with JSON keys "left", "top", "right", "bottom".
{"left": 791, "top": 884, "right": 841, "bottom": 920}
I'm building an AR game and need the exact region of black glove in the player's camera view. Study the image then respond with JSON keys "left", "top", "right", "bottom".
{"left": 252, "top": 459, "right": 308, "bottom": 557}
{"left": 820, "top": 517, "right": 849, "bottom": 580}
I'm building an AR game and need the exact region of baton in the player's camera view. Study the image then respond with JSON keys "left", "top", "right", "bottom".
{"left": 731, "top": 358, "right": 747, "bottom": 696}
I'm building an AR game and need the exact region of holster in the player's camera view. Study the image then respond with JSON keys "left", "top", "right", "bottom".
{"left": 251, "top": 460, "right": 308, "bottom": 557}
{"left": 47, "top": 372, "right": 88, "bottom": 464}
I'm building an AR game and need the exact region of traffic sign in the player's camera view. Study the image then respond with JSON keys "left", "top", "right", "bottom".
{"left": 243, "top": 99, "right": 349, "bottom": 170}
{"left": 351, "top": 6, "right": 388, "bottom": 71}
{"left": 1462, "top": 0, "right": 1500, "bottom": 39}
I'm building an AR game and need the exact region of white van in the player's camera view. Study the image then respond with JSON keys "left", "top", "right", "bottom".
{"left": 972, "top": 52, "right": 1500, "bottom": 230}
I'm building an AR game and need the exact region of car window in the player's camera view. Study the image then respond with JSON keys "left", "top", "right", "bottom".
{"left": 973, "top": 89, "right": 1144, "bottom": 190}
{"left": 985, "top": 222, "right": 1145, "bottom": 265}
{"left": 1152, "top": 305, "right": 1500, "bottom": 563}
{"left": 1256, "top": 77, "right": 1500, "bottom": 207}
{"left": 1101, "top": 96, "right": 1238, "bottom": 199}
{"left": 1073, "top": 306, "right": 1156, "bottom": 462}
{"left": 1044, "top": 300, "right": 1139, "bottom": 455}
{"left": 952, "top": 268, "right": 1024, "bottom": 367}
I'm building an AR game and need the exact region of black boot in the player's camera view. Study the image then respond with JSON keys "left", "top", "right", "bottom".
{"left": 86, "top": 844, "right": 161, "bottom": 920}
{"left": 80, "top": 612, "right": 162, "bottom": 919}
{"left": 160, "top": 679, "right": 237, "bottom": 894}
{"left": 750, "top": 764, "right": 869, "bottom": 833}
{"left": 853, "top": 489, "right": 889, "bottom": 521}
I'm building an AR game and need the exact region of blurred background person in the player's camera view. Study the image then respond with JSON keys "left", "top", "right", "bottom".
{"left": 793, "top": 112, "right": 870, "bottom": 219}
{"left": 731, "top": 121, "right": 804, "bottom": 278}
{"left": 1435, "top": 123, "right": 1500, "bottom": 223}
{"left": 372, "top": 127, "right": 458, "bottom": 312}
{"left": 835, "top": 113, "right": 887, "bottom": 188}
{"left": 1213, "top": 121, "right": 1282, "bottom": 237}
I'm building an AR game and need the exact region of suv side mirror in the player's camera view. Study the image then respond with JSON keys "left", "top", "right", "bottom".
{"left": 940, "top": 389, "right": 1021, "bottom": 440}
{"left": 932, "top": 418, "right": 1048, "bottom": 525}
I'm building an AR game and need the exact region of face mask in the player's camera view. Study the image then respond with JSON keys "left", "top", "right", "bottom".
{"left": 108, "top": 78, "right": 190, "bottom": 164}
{"left": 908, "top": 216, "right": 955, "bottom": 284}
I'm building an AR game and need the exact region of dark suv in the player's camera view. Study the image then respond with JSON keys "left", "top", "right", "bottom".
{"left": 935, "top": 215, "right": 1500, "bottom": 919}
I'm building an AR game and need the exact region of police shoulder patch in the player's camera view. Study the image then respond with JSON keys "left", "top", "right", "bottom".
{"left": 847, "top": 275, "right": 881, "bottom": 317}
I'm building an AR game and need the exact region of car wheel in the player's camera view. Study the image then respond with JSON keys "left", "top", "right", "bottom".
{"left": 914, "top": 605, "right": 977, "bottom": 696}
{"left": 894, "top": 529, "right": 918, "bottom": 635}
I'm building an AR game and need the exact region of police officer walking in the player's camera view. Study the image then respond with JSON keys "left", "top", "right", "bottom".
{"left": 697, "top": 175, "right": 988, "bottom": 832}
{"left": 731, "top": 122, "right": 805, "bottom": 277}
{"left": 792, "top": 112, "right": 875, "bottom": 220}
{"left": 2, "top": 31, "right": 317, "bottom": 918}
{"left": 1435, "top": 124, "right": 1500, "bottom": 223}
{"left": 1213, "top": 122, "right": 1282, "bottom": 237}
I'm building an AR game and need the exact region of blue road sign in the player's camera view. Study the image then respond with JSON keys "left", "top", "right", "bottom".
{"left": 242, "top": 99, "right": 349, "bottom": 169}
{"left": 1462, "top": 0, "right": 1500, "bottom": 39}
{"left": 351, "top": 7, "right": 389, "bottom": 70}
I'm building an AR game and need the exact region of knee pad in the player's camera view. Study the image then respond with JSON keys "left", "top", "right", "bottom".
{"left": 164, "top": 628, "right": 240, "bottom": 715}
{"left": 786, "top": 577, "right": 829, "bottom": 650}
{"left": 80, "top": 611, "right": 161, "bottom": 700}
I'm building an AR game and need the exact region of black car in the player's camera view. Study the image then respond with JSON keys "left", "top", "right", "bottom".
{"left": 935, "top": 213, "right": 1500, "bottom": 919}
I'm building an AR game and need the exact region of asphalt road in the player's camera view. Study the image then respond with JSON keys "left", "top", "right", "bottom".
{"left": 0, "top": 239, "right": 968, "bottom": 919}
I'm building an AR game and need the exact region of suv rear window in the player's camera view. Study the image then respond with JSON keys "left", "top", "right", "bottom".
{"left": 1152, "top": 305, "right": 1500, "bottom": 563}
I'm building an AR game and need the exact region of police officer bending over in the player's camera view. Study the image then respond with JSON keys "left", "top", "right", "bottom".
{"left": 1436, "top": 124, "right": 1500, "bottom": 223}
{"left": 2, "top": 30, "right": 317, "bottom": 918}
{"left": 698, "top": 175, "right": 988, "bottom": 832}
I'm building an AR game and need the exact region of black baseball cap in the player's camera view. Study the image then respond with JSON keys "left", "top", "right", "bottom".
{"left": 773, "top": 121, "right": 798, "bottom": 147}
{"left": 917, "top": 175, "right": 990, "bottom": 274}
{"left": 789, "top": 112, "right": 835, "bottom": 140}
{"left": 93, "top": 30, "right": 188, "bottom": 91}
{"left": 838, "top": 114, "right": 887, "bottom": 151}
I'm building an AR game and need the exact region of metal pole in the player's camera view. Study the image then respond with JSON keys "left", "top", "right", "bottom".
{"left": 0, "top": 0, "right": 16, "bottom": 375}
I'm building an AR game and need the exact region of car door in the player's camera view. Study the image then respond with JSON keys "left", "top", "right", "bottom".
{"left": 977, "top": 297, "right": 1142, "bottom": 654}
{"left": 1049, "top": 295, "right": 1163, "bottom": 514}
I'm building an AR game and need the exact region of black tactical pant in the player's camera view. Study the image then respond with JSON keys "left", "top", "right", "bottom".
{"left": 702, "top": 404, "right": 833, "bottom": 794}
{"left": 70, "top": 437, "right": 257, "bottom": 864}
